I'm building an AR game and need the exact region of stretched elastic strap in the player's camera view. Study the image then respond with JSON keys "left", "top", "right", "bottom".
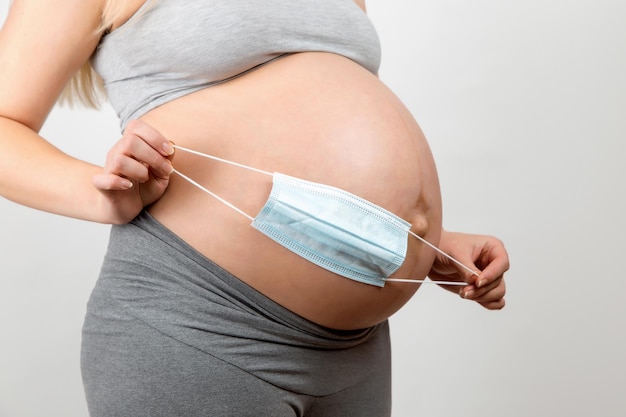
{"left": 171, "top": 168, "right": 254, "bottom": 221}
{"left": 171, "top": 145, "right": 476, "bottom": 285}
{"left": 171, "top": 144, "right": 271, "bottom": 220}
{"left": 173, "top": 145, "right": 273, "bottom": 176}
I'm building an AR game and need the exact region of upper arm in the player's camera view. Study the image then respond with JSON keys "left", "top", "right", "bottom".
{"left": 0, "top": 0, "right": 105, "bottom": 131}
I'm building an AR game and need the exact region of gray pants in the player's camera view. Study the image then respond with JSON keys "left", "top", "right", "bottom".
{"left": 81, "top": 211, "right": 392, "bottom": 417}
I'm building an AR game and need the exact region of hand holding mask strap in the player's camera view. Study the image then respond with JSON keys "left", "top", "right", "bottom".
{"left": 171, "top": 145, "right": 476, "bottom": 287}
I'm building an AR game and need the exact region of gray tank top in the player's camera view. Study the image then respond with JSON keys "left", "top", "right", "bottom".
{"left": 91, "top": 0, "right": 382, "bottom": 129}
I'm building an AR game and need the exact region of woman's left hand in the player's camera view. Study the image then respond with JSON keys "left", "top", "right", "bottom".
{"left": 428, "top": 230, "right": 509, "bottom": 310}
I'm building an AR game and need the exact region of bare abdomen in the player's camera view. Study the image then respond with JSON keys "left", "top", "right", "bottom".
{"left": 143, "top": 52, "right": 442, "bottom": 329}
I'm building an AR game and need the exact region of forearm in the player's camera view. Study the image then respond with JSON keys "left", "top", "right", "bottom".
{"left": 0, "top": 117, "right": 108, "bottom": 223}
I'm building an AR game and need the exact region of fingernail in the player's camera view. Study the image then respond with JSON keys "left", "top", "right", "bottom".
{"left": 162, "top": 142, "right": 174, "bottom": 155}
{"left": 122, "top": 180, "right": 133, "bottom": 189}
{"left": 462, "top": 289, "right": 474, "bottom": 299}
{"left": 477, "top": 278, "right": 488, "bottom": 288}
{"left": 162, "top": 161, "right": 174, "bottom": 174}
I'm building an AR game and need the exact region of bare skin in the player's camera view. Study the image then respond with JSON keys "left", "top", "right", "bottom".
{"left": 140, "top": 51, "right": 442, "bottom": 329}
{"left": 0, "top": 0, "right": 507, "bottom": 330}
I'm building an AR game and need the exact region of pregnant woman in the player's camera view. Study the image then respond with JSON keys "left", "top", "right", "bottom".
{"left": 0, "top": 1, "right": 508, "bottom": 416}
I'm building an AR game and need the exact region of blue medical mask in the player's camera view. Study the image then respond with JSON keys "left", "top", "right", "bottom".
{"left": 172, "top": 145, "right": 475, "bottom": 287}
{"left": 252, "top": 173, "right": 410, "bottom": 286}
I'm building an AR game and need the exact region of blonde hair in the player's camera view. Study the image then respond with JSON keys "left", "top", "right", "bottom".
{"left": 59, "top": 0, "right": 130, "bottom": 108}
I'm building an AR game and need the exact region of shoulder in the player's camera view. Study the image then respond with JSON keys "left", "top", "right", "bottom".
{"left": 0, "top": 0, "right": 107, "bottom": 130}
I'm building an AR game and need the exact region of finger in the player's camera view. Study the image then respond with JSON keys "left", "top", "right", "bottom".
{"left": 109, "top": 136, "right": 174, "bottom": 180}
{"left": 124, "top": 119, "right": 175, "bottom": 157}
{"left": 479, "top": 298, "right": 506, "bottom": 310}
{"left": 457, "top": 262, "right": 481, "bottom": 297}
{"left": 436, "top": 254, "right": 481, "bottom": 285}
{"left": 475, "top": 241, "right": 510, "bottom": 288}
{"left": 446, "top": 259, "right": 481, "bottom": 298}
{"left": 137, "top": 171, "right": 171, "bottom": 206}
{"left": 463, "top": 280, "right": 506, "bottom": 312}
{"left": 92, "top": 172, "right": 134, "bottom": 191}
{"left": 460, "top": 274, "right": 505, "bottom": 300}
{"left": 106, "top": 153, "right": 154, "bottom": 183}
{"left": 473, "top": 279, "right": 506, "bottom": 302}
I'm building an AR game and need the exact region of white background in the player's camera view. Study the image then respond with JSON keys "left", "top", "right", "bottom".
{"left": 1, "top": 1, "right": 625, "bottom": 416}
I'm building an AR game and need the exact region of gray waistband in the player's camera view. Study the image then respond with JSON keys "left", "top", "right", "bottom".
{"left": 92, "top": 210, "right": 390, "bottom": 396}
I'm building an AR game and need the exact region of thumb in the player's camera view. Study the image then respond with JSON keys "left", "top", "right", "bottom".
{"left": 448, "top": 253, "right": 481, "bottom": 285}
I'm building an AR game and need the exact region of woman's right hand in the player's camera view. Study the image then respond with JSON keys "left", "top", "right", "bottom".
{"left": 92, "top": 120, "right": 175, "bottom": 224}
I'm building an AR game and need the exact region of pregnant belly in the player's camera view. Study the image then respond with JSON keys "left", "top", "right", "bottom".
{"left": 142, "top": 52, "right": 442, "bottom": 330}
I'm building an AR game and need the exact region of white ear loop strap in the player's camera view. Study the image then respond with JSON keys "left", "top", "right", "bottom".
{"left": 385, "top": 230, "right": 477, "bottom": 285}
{"left": 173, "top": 145, "right": 273, "bottom": 176}
{"left": 171, "top": 145, "right": 270, "bottom": 220}
{"left": 171, "top": 168, "right": 255, "bottom": 221}
{"left": 171, "top": 145, "right": 476, "bottom": 285}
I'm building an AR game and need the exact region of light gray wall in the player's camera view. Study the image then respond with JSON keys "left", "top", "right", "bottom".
{"left": 1, "top": 1, "right": 624, "bottom": 416}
